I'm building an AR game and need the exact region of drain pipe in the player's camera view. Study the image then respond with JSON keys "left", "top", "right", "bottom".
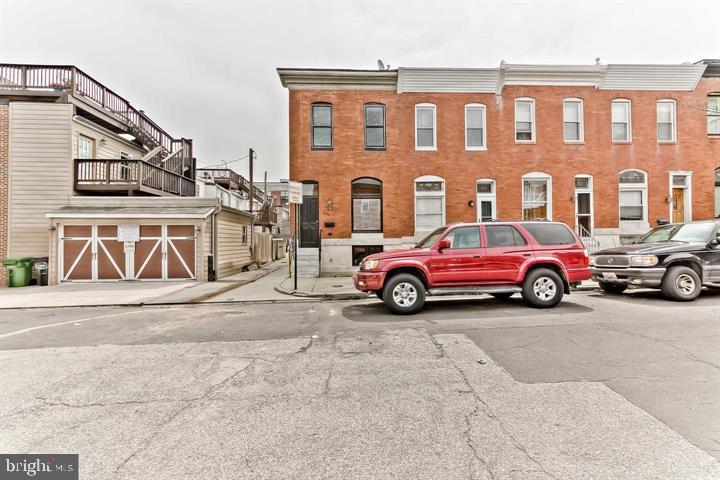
{"left": 210, "top": 203, "right": 221, "bottom": 281}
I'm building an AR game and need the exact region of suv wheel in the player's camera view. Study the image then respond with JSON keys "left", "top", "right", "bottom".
{"left": 661, "top": 266, "right": 701, "bottom": 301}
{"left": 522, "top": 268, "right": 564, "bottom": 308}
{"left": 599, "top": 282, "right": 628, "bottom": 294}
{"left": 383, "top": 273, "right": 425, "bottom": 314}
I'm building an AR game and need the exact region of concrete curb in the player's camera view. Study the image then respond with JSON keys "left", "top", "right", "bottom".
{"left": 273, "top": 278, "right": 369, "bottom": 300}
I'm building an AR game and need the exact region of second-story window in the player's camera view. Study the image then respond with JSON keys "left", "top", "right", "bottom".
{"left": 611, "top": 99, "right": 631, "bottom": 142}
{"left": 707, "top": 93, "right": 719, "bottom": 136}
{"left": 415, "top": 104, "right": 436, "bottom": 150}
{"left": 515, "top": 98, "right": 535, "bottom": 142}
{"left": 364, "top": 104, "right": 385, "bottom": 149}
{"left": 465, "top": 104, "right": 486, "bottom": 150}
{"left": 311, "top": 103, "right": 332, "bottom": 149}
{"left": 563, "top": 99, "right": 584, "bottom": 142}
{"left": 78, "top": 135, "right": 94, "bottom": 159}
{"left": 656, "top": 100, "right": 676, "bottom": 142}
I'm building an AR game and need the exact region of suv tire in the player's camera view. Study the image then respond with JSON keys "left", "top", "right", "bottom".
{"left": 490, "top": 292, "right": 514, "bottom": 300}
{"left": 521, "top": 268, "right": 564, "bottom": 308}
{"left": 599, "top": 282, "right": 628, "bottom": 294}
{"left": 661, "top": 266, "right": 701, "bottom": 301}
{"left": 383, "top": 273, "right": 426, "bottom": 314}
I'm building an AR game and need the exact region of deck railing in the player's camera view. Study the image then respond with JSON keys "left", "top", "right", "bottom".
{"left": 75, "top": 159, "right": 195, "bottom": 197}
{"left": 1, "top": 63, "right": 192, "bottom": 162}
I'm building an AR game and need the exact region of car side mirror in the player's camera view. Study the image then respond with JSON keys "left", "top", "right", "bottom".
{"left": 710, "top": 239, "right": 720, "bottom": 249}
{"left": 437, "top": 239, "right": 451, "bottom": 251}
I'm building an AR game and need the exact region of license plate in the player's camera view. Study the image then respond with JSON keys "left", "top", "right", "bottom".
{"left": 602, "top": 272, "right": 617, "bottom": 280}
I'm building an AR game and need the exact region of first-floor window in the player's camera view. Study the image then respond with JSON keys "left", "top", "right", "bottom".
{"left": 352, "top": 177, "right": 382, "bottom": 232}
{"left": 619, "top": 169, "right": 647, "bottom": 222}
{"left": 242, "top": 225, "right": 248, "bottom": 245}
{"left": 415, "top": 176, "right": 445, "bottom": 232}
{"left": 522, "top": 173, "right": 551, "bottom": 220}
{"left": 715, "top": 168, "right": 720, "bottom": 218}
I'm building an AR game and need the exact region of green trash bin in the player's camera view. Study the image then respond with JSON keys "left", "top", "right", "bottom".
{"left": 2, "top": 257, "right": 34, "bottom": 287}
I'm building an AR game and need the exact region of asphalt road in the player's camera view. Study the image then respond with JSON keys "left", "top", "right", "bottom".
{"left": 1, "top": 287, "right": 719, "bottom": 464}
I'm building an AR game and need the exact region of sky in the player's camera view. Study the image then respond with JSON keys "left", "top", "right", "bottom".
{"left": 1, "top": 0, "right": 718, "bottom": 181}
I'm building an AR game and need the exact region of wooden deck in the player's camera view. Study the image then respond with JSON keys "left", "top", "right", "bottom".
{"left": 75, "top": 159, "right": 196, "bottom": 196}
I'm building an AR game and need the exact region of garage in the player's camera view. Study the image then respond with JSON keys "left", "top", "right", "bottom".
{"left": 46, "top": 197, "right": 254, "bottom": 285}
{"left": 59, "top": 224, "right": 197, "bottom": 282}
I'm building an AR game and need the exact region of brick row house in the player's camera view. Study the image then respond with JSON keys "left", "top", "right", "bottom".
{"left": 0, "top": 64, "right": 254, "bottom": 286}
{"left": 278, "top": 60, "right": 720, "bottom": 276}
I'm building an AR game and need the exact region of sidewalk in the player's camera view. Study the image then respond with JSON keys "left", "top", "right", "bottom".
{"left": 0, "top": 261, "right": 285, "bottom": 309}
{"left": 275, "top": 275, "right": 369, "bottom": 300}
{"left": 276, "top": 274, "right": 599, "bottom": 299}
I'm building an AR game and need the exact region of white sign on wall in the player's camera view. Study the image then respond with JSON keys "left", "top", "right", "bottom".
{"left": 117, "top": 224, "right": 140, "bottom": 242}
{"left": 288, "top": 181, "right": 303, "bottom": 204}
{"left": 123, "top": 241, "right": 135, "bottom": 253}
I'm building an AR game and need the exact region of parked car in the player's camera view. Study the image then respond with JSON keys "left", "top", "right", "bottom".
{"left": 353, "top": 221, "right": 591, "bottom": 314}
{"left": 590, "top": 220, "right": 720, "bottom": 301}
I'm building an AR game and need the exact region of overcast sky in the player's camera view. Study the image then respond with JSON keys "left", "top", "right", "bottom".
{"left": 1, "top": 0, "right": 718, "bottom": 181}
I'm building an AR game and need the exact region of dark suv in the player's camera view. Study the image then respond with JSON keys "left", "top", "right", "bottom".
{"left": 590, "top": 220, "right": 720, "bottom": 301}
{"left": 353, "top": 221, "right": 590, "bottom": 314}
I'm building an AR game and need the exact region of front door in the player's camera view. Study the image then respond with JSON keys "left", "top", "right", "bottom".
{"left": 300, "top": 183, "right": 320, "bottom": 248}
{"left": 428, "top": 226, "right": 484, "bottom": 285}
{"left": 672, "top": 188, "right": 685, "bottom": 223}
{"left": 575, "top": 192, "right": 592, "bottom": 236}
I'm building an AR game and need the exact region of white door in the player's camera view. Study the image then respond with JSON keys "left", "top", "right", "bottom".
{"left": 476, "top": 179, "right": 496, "bottom": 222}
{"left": 574, "top": 176, "right": 593, "bottom": 236}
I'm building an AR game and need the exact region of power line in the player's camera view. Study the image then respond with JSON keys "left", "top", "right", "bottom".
{"left": 199, "top": 152, "right": 252, "bottom": 170}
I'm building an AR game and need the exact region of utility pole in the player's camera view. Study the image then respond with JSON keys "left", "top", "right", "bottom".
{"left": 248, "top": 148, "right": 254, "bottom": 213}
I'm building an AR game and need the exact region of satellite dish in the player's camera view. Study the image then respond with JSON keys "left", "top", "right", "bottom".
{"left": 377, "top": 59, "right": 385, "bottom": 71}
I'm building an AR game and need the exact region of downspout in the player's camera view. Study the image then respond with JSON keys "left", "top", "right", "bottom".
{"left": 210, "top": 204, "right": 221, "bottom": 281}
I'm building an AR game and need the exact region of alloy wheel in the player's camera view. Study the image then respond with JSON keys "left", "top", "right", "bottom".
{"left": 393, "top": 282, "right": 418, "bottom": 307}
{"left": 675, "top": 273, "right": 696, "bottom": 296}
{"left": 533, "top": 277, "right": 557, "bottom": 301}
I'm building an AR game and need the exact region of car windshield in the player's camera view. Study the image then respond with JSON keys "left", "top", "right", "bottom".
{"left": 637, "top": 223, "right": 715, "bottom": 244}
{"left": 415, "top": 227, "right": 446, "bottom": 248}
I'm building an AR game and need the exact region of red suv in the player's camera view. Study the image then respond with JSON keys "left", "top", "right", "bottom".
{"left": 354, "top": 221, "right": 591, "bottom": 314}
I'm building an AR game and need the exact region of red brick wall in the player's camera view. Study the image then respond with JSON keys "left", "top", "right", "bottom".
{"left": 0, "top": 104, "right": 8, "bottom": 286}
{"left": 289, "top": 78, "right": 720, "bottom": 240}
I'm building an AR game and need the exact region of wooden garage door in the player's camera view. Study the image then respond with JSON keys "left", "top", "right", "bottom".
{"left": 166, "top": 225, "right": 196, "bottom": 280}
{"left": 61, "top": 225, "right": 93, "bottom": 281}
{"left": 133, "top": 225, "right": 195, "bottom": 281}
{"left": 96, "top": 225, "right": 125, "bottom": 280}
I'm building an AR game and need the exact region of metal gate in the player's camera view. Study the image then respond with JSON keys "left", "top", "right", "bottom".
{"left": 60, "top": 224, "right": 196, "bottom": 282}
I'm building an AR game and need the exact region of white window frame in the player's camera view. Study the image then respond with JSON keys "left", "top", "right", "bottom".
{"left": 708, "top": 94, "right": 720, "bottom": 136}
{"left": 611, "top": 99, "right": 632, "bottom": 143}
{"left": 521, "top": 172, "right": 552, "bottom": 220}
{"left": 415, "top": 103, "right": 437, "bottom": 151}
{"left": 414, "top": 175, "right": 445, "bottom": 234}
{"left": 668, "top": 171, "right": 693, "bottom": 222}
{"left": 618, "top": 169, "right": 648, "bottom": 224}
{"left": 563, "top": 98, "right": 584, "bottom": 143}
{"left": 656, "top": 99, "right": 677, "bottom": 143}
{"left": 78, "top": 135, "right": 94, "bottom": 159}
{"left": 476, "top": 179, "right": 496, "bottom": 222}
{"left": 465, "top": 103, "right": 487, "bottom": 151}
{"left": 574, "top": 174, "right": 594, "bottom": 237}
{"left": 515, "top": 98, "right": 536, "bottom": 143}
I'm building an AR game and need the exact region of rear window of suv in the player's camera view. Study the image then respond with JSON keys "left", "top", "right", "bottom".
{"left": 522, "top": 223, "right": 576, "bottom": 246}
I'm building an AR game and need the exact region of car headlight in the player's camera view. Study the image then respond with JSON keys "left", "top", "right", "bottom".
{"left": 363, "top": 260, "right": 380, "bottom": 270}
{"left": 629, "top": 255, "right": 658, "bottom": 266}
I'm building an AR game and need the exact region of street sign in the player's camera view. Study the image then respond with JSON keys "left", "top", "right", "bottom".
{"left": 288, "top": 181, "right": 303, "bottom": 204}
{"left": 118, "top": 224, "right": 140, "bottom": 242}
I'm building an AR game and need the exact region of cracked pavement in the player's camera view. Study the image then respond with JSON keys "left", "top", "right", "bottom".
{"left": 1, "top": 287, "right": 719, "bottom": 478}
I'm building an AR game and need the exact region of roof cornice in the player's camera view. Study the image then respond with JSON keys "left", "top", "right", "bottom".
{"left": 277, "top": 68, "right": 398, "bottom": 90}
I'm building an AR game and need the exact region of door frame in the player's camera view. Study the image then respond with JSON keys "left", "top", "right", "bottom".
{"left": 668, "top": 171, "right": 692, "bottom": 223}
{"left": 300, "top": 181, "right": 320, "bottom": 248}
{"left": 476, "top": 178, "right": 496, "bottom": 222}
{"left": 574, "top": 174, "right": 594, "bottom": 236}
